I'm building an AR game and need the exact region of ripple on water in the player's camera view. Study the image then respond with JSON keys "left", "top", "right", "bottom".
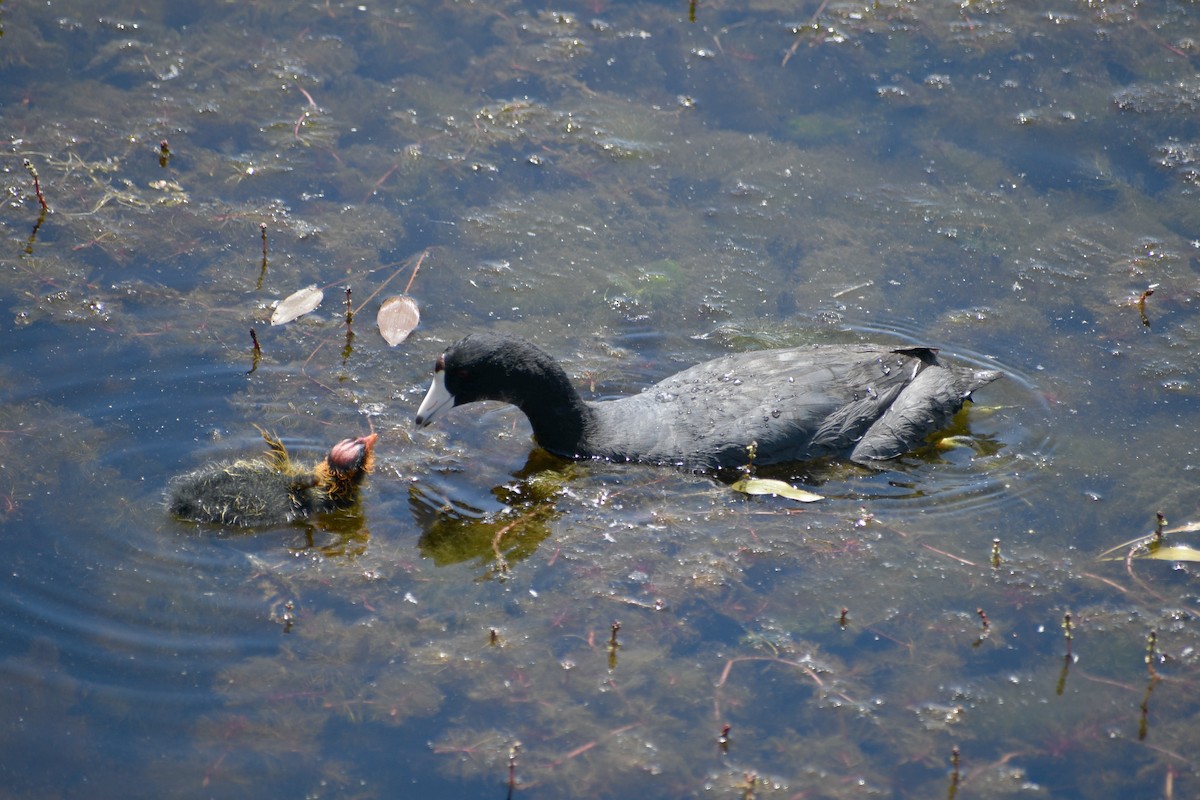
{"left": 807, "top": 316, "right": 1060, "bottom": 526}
{"left": 607, "top": 322, "right": 1051, "bottom": 513}
{"left": 0, "top": 329, "right": 313, "bottom": 717}
{"left": 407, "top": 321, "right": 1055, "bottom": 550}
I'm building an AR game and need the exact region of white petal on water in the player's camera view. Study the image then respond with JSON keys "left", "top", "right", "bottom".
{"left": 377, "top": 294, "right": 420, "bottom": 346}
{"left": 270, "top": 284, "right": 324, "bottom": 325}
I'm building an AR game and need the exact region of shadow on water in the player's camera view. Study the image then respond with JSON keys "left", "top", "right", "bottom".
{"left": 409, "top": 450, "right": 566, "bottom": 573}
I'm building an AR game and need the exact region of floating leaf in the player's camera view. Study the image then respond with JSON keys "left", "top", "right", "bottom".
{"left": 1166, "top": 521, "right": 1200, "bottom": 534}
{"left": 935, "top": 435, "right": 979, "bottom": 451}
{"left": 731, "top": 478, "right": 823, "bottom": 503}
{"left": 377, "top": 294, "right": 420, "bottom": 346}
{"left": 271, "top": 284, "right": 323, "bottom": 325}
{"left": 1099, "top": 533, "right": 1200, "bottom": 562}
{"left": 1134, "top": 544, "right": 1200, "bottom": 562}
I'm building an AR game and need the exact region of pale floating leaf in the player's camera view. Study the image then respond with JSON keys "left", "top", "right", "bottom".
{"left": 731, "top": 477, "right": 823, "bottom": 503}
{"left": 271, "top": 284, "right": 323, "bottom": 325}
{"left": 1165, "top": 521, "right": 1200, "bottom": 534}
{"left": 377, "top": 294, "right": 420, "bottom": 346}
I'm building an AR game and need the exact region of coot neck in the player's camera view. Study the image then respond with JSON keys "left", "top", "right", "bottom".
{"left": 511, "top": 362, "right": 597, "bottom": 458}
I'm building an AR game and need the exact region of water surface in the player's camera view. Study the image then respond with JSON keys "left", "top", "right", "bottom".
{"left": 3, "top": 1, "right": 1200, "bottom": 797}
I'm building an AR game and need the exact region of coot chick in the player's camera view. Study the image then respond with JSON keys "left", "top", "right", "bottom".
{"left": 415, "top": 333, "right": 999, "bottom": 471}
{"left": 168, "top": 429, "right": 378, "bottom": 527}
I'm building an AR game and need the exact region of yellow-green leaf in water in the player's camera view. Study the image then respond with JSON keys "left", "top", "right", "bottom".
{"left": 1134, "top": 544, "right": 1200, "bottom": 562}
{"left": 731, "top": 478, "right": 823, "bottom": 503}
{"left": 1099, "top": 533, "right": 1200, "bottom": 562}
{"left": 935, "top": 435, "right": 978, "bottom": 451}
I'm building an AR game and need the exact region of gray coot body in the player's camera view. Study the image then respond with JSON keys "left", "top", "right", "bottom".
{"left": 415, "top": 333, "right": 1000, "bottom": 471}
{"left": 168, "top": 431, "right": 378, "bottom": 526}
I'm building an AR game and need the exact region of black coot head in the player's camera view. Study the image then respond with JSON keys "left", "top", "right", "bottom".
{"left": 416, "top": 334, "right": 567, "bottom": 426}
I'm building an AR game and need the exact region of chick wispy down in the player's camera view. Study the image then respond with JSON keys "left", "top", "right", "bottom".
{"left": 168, "top": 428, "right": 377, "bottom": 527}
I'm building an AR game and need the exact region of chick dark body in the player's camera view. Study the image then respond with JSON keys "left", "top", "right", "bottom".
{"left": 168, "top": 430, "right": 378, "bottom": 527}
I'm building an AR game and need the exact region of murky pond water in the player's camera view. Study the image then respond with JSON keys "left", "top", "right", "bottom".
{"left": 3, "top": 0, "right": 1200, "bottom": 797}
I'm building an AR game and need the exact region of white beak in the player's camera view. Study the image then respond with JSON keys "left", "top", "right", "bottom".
{"left": 415, "top": 370, "right": 455, "bottom": 427}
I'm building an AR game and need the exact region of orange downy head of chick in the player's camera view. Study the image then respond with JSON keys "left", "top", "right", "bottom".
{"left": 314, "top": 433, "right": 379, "bottom": 506}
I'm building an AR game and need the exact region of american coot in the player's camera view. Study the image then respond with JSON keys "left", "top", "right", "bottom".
{"left": 168, "top": 429, "right": 378, "bottom": 526}
{"left": 415, "top": 333, "right": 1000, "bottom": 471}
